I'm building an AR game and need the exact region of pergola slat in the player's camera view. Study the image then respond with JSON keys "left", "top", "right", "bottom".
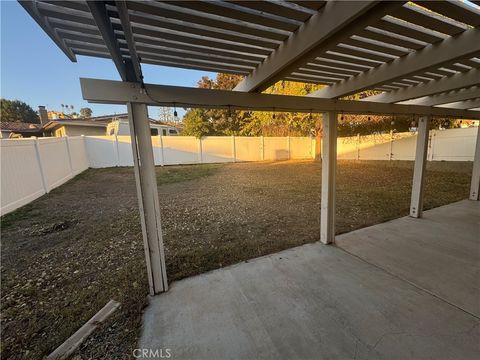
{"left": 135, "top": 51, "right": 256, "bottom": 72}
{"left": 361, "top": 69, "right": 480, "bottom": 103}
{"left": 357, "top": 28, "right": 426, "bottom": 50}
{"left": 162, "top": 1, "right": 299, "bottom": 33}
{"left": 131, "top": 35, "right": 266, "bottom": 62}
{"left": 126, "top": 25, "right": 273, "bottom": 57}
{"left": 320, "top": 53, "right": 378, "bottom": 68}
{"left": 374, "top": 18, "right": 446, "bottom": 44}
{"left": 231, "top": 1, "right": 313, "bottom": 22}
{"left": 285, "top": 76, "right": 334, "bottom": 85}
{"left": 288, "top": 1, "right": 327, "bottom": 11}
{"left": 133, "top": 45, "right": 261, "bottom": 67}
{"left": 415, "top": 1, "right": 480, "bottom": 27}
{"left": 435, "top": 98, "right": 480, "bottom": 110}
{"left": 126, "top": 1, "right": 288, "bottom": 42}
{"left": 291, "top": 71, "right": 344, "bottom": 82}
{"left": 140, "top": 58, "right": 250, "bottom": 75}
{"left": 311, "top": 59, "right": 368, "bottom": 72}
{"left": 400, "top": 86, "right": 480, "bottom": 106}
{"left": 333, "top": 45, "right": 395, "bottom": 63}
{"left": 297, "top": 67, "right": 352, "bottom": 80}
{"left": 121, "top": 12, "right": 281, "bottom": 50}
{"left": 306, "top": 62, "right": 363, "bottom": 75}
{"left": 392, "top": 4, "right": 467, "bottom": 36}
{"left": 343, "top": 37, "right": 409, "bottom": 57}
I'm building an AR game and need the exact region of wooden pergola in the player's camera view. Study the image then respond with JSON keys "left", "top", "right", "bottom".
{"left": 20, "top": 0, "right": 480, "bottom": 295}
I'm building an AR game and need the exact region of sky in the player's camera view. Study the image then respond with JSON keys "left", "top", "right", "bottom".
{"left": 0, "top": 0, "right": 217, "bottom": 119}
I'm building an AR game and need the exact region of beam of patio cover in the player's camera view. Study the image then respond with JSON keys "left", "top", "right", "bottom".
{"left": 79, "top": 78, "right": 480, "bottom": 119}
{"left": 309, "top": 28, "right": 480, "bottom": 99}
{"left": 86, "top": 0, "right": 129, "bottom": 81}
{"left": 233, "top": 0, "right": 386, "bottom": 92}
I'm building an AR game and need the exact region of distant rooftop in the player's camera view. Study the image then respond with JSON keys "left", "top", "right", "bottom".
{"left": 0, "top": 122, "right": 41, "bottom": 132}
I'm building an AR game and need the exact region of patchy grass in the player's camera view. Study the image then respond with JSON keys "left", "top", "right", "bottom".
{"left": 0, "top": 161, "right": 472, "bottom": 359}
{"left": 155, "top": 163, "right": 223, "bottom": 185}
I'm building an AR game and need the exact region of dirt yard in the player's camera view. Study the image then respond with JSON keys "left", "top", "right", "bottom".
{"left": 0, "top": 160, "right": 472, "bottom": 359}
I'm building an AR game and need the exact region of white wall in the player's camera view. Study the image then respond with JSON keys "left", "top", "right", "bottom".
{"left": 1, "top": 136, "right": 89, "bottom": 215}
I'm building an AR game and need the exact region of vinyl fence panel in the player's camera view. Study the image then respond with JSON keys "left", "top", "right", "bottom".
{"left": 36, "top": 137, "right": 73, "bottom": 190}
{"left": 234, "top": 137, "right": 262, "bottom": 161}
{"left": 201, "top": 136, "right": 234, "bottom": 163}
{"left": 66, "top": 136, "right": 89, "bottom": 175}
{"left": 0, "top": 139, "right": 46, "bottom": 214}
{"left": 162, "top": 136, "right": 200, "bottom": 165}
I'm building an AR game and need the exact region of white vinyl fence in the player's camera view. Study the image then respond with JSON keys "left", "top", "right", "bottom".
{"left": 337, "top": 127, "right": 478, "bottom": 162}
{"left": 1, "top": 136, "right": 89, "bottom": 215}
{"left": 1, "top": 128, "right": 477, "bottom": 215}
{"left": 86, "top": 135, "right": 316, "bottom": 168}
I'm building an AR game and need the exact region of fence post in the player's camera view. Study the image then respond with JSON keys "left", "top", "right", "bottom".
{"left": 198, "top": 137, "right": 203, "bottom": 163}
{"left": 158, "top": 135, "right": 165, "bottom": 166}
{"left": 64, "top": 136, "right": 74, "bottom": 176}
{"left": 287, "top": 136, "right": 291, "bottom": 160}
{"left": 113, "top": 134, "right": 120, "bottom": 166}
{"left": 33, "top": 137, "right": 48, "bottom": 193}
{"left": 429, "top": 130, "right": 436, "bottom": 161}
{"left": 356, "top": 133, "right": 360, "bottom": 160}
{"left": 260, "top": 136, "right": 265, "bottom": 160}
{"left": 389, "top": 130, "right": 394, "bottom": 161}
{"left": 232, "top": 135, "right": 236, "bottom": 162}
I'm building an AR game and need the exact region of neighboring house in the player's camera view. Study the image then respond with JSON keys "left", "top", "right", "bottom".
{"left": 106, "top": 119, "right": 180, "bottom": 136}
{"left": 43, "top": 119, "right": 109, "bottom": 137}
{"left": 0, "top": 122, "right": 43, "bottom": 138}
{"left": 38, "top": 109, "right": 181, "bottom": 137}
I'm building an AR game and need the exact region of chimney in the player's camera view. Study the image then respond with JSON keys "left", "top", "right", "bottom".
{"left": 38, "top": 106, "right": 48, "bottom": 126}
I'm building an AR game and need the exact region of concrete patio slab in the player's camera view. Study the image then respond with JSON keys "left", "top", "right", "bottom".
{"left": 336, "top": 199, "right": 480, "bottom": 317}
{"left": 140, "top": 200, "right": 479, "bottom": 360}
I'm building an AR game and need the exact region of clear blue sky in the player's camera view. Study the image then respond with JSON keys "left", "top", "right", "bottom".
{"left": 0, "top": 0, "right": 216, "bottom": 119}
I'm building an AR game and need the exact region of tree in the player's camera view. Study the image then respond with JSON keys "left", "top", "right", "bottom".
{"left": 0, "top": 99, "right": 39, "bottom": 124}
{"left": 182, "top": 108, "right": 215, "bottom": 137}
{"left": 79, "top": 107, "right": 93, "bottom": 118}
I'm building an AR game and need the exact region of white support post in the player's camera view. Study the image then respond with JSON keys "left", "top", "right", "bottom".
{"left": 320, "top": 111, "right": 337, "bottom": 245}
{"left": 127, "top": 103, "right": 168, "bottom": 294}
{"left": 469, "top": 125, "right": 480, "bottom": 200}
{"left": 232, "top": 135, "right": 236, "bottom": 163}
{"left": 410, "top": 115, "right": 430, "bottom": 218}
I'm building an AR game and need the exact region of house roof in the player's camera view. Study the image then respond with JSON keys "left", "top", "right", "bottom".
{"left": 0, "top": 122, "right": 42, "bottom": 132}
{"left": 42, "top": 119, "right": 110, "bottom": 130}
